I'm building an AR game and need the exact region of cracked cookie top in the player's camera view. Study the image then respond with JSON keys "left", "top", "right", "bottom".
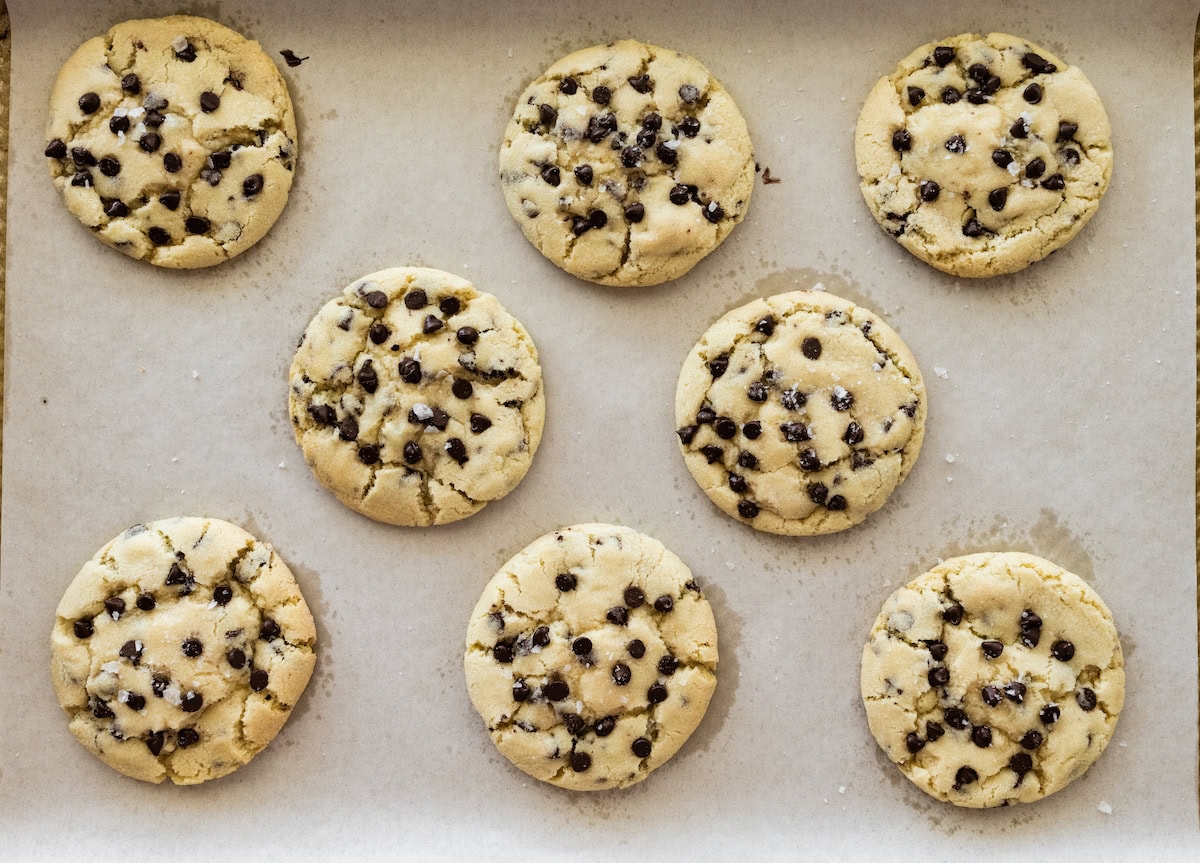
{"left": 289, "top": 267, "right": 545, "bottom": 527}
{"left": 50, "top": 517, "right": 317, "bottom": 784}
{"left": 464, "top": 524, "right": 718, "bottom": 790}
{"left": 675, "top": 290, "right": 925, "bottom": 536}
{"left": 45, "top": 15, "right": 297, "bottom": 268}
{"left": 499, "top": 39, "right": 754, "bottom": 287}
{"left": 855, "top": 33, "right": 1112, "bottom": 278}
{"left": 861, "top": 552, "right": 1125, "bottom": 808}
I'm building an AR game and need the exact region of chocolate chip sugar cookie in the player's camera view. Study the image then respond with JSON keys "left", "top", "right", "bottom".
{"left": 45, "top": 15, "right": 297, "bottom": 267}
{"left": 855, "top": 33, "right": 1111, "bottom": 277}
{"left": 464, "top": 524, "right": 718, "bottom": 790}
{"left": 289, "top": 267, "right": 545, "bottom": 527}
{"left": 861, "top": 552, "right": 1125, "bottom": 807}
{"left": 675, "top": 290, "right": 925, "bottom": 536}
{"left": 51, "top": 517, "right": 316, "bottom": 784}
{"left": 500, "top": 39, "right": 754, "bottom": 286}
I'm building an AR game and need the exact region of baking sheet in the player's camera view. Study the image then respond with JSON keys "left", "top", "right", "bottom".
{"left": 1, "top": 0, "right": 1196, "bottom": 858}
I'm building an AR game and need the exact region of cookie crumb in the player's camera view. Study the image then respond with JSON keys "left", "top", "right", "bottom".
{"left": 280, "top": 49, "right": 309, "bottom": 67}
{"left": 762, "top": 167, "right": 782, "bottom": 184}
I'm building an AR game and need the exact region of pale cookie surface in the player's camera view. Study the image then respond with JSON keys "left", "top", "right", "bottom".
{"left": 675, "top": 290, "right": 925, "bottom": 536}
{"left": 50, "top": 517, "right": 317, "bottom": 784}
{"left": 289, "top": 267, "right": 545, "bottom": 527}
{"left": 855, "top": 32, "right": 1111, "bottom": 277}
{"left": 464, "top": 524, "right": 718, "bottom": 790}
{"left": 500, "top": 39, "right": 754, "bottom": 286}
{"left": 45, "top": 15, "right": 297, "bottom": 267}
{"left": 861, "top": 552, "right": 1125, "bottom": 808}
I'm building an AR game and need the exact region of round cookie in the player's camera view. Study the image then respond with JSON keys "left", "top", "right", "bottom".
{"left": 499, "top": 39, "right": 754, "bottom": 287}
{"left": 675, "top": 290, "right": 925, "bottom": 536}
{"left": 50, "top": 517, "right": 317, "bottom": 784}
{"left": 855, "top": 32, "right": 1112, "bottom": 277}
{"left": 464, "top": 523, "right": 718, "bottom": 790}
{"left": 289, "top": 267, "right": 545, "bottom": 527}
{"left": 45, "top": 15, "right": 297, "bottom": 267}
{"left": 861, "top": 552, "right": 1125, "bottom": 808}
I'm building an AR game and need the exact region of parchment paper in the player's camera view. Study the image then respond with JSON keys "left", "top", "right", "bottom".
{"left": 2, "top": 1, "right": 1196, "bottom": 859}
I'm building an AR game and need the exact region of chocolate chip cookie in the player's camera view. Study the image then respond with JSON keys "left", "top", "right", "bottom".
{"left": 855, "top": 33, "right": 1112, "bottom": 277}
{"left": 675, "top": 290, "right": 925, "bottom": 535}
{"left": 45, "top": 15, "right": 297, "bottom": 267}
{"left": 861, "top": 552, "right": 1125, "bottom": 807}
{"left": 464, "top": 524, "right": 718, "bottom": 790}
{"left": 50, "top": 517, "right": 317, "bottom": 784}
{"left": 289, "top": 267, "right": 545, "bottom": 526}
{"left": 500, "top": 39, "right": 755, "bottom": 286}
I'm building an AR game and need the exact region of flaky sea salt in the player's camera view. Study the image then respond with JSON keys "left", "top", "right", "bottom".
{"left": 411, "top": 403, "right": 434, "bottom": 422}
{"left": 1097, "top": 801, "right": 1113, "bottom": 815}
{"left": 933, "top": 367, "right": 949, "bottom": 379}
{"left": 100, "top": 661, "right": 121, "bottom": 675}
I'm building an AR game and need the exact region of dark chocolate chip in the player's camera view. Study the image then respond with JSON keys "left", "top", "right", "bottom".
{"left": 669, "top": 184, "right": 691, "bottom": 205}
{"left": 109, "top": 114, "right": 130, "bottom": 134}
{"left": 808, "top": 482, "right": 829, "bottom": 505}
{"left": 737, "top": 500, "right": 759, "bottom": 518}
{"left": 971, "top": 725, "right": 993, "bottom": 748}
{"left": 592, "top": 85, "right": 612, "bottom": 105}
{"left": 992, "top": 149, "right": 1013, "bottom": 169}
{"left": 1021, "top": 52, "right": 1056, "bottom": 74}
{"left": 175, "top": 41, "right": 197, "bottom": 62}
{"left": 676, "top": 425, "right": 698, "bottom": 445}
{"left": 919, "top": 180, "right": 940, "bottom": 202}
{"left": 831, "top": 388, "right": 855, "bottom": 411}
{"left": 199, "top": 91, "right": 221, "bottom": 113}
{"left": 243, "top": 174, "right": 264, "bottom": 196}
{"left": 906, "top": 732, "right": 925, "bottom": 753}
{"left": 979, "top": 640, "right": 1004, "bottom": 659}
{"left": 151, "top": 676, "right": 171, "bottom": 697}
{"left": 421, "top": 314, "right": 443, "bottom": 335}
{"left": 404, "top": 289, "right": 427, "bottom": 309}
{"left": 654, "top": 595, "right": 674, "bottom": 613}
{"left": 982, "top": 685, "right": 1002, "bottom": 707}
{"left": 754, "top": 316, "right": 775, "bottom": 335}
{"left": 493, "top": 642, "right": 514, "bottom": 663}
{"left": 926, "top": 721, "right": 945, "bottom": 741}
{"left": 928, "top": 666, "right": 950, "bottom": 687}
{"left": 907, "top": 86, "right": 925, "bottom": 106}
{"left": 1023, "top": 83, "right": 1043, "bottom": 104}
{"left": 185, "top": 216, "right": 210, "bottom": 234}
{"left": 843, "top": 422, "right": 864, "bottom": 446}
{"left": 586, "top": 112, "right": 617, "bottom": 143}
{"left": 544, "top": 679, "right": 569, "bottom": 701}
{"left": 160, "top": 152, "right": 183, "bottom": 173}
{"left": 1041, "top": 173, "right": 1065, "bottom": 191}
{"left": 612, "top": 662, "right": 632, "bottom": 685}
{"left": 933, "top": 46, "right": 955, "bottom": 66}
{"left": 1051, "top": 640, "right": 1075, "bottom": 661}
{"left": 658, "top": 655, "right": 679, "bottom": 676}
{"left": 261, "top": 619, "right": 281, "bottom": 641}
{"left": 679, "top": 83, "right": 700, "bottom": 103}
{"left": 607, "top": 606, "right": 630, "bottom": 626}
{"left": 647, "top": 683, "right": 668, "bottom": 704}
{"left": 358, "top": 444, "right": 380, "bottom": 464}
{"left": 1020, "top": 609, "right": 1042, "bottom": 629}
{"left": 728, "top": 474, "right": 747, "bottom": 494}
{"left": 74, "top": 618, "right": 94, "bottom": 639}
{"left": 1021, "top": 730, "right": 1044, "bottom": 750}
{"left": 1056, "top": 121, "right": 1078, "bottom": 143}
{"left": 563, "top": 713, "right": 585, "bottom": 735}
{"left": 573, "top": 637, "right": 593, "bottom": 656}
{"left": 988, "top": 188, "right": 1008, "bottom": 211}
{"left": 403, "top": 441, "right": 422, "bottom": 464}
{"left": 139, "top": 132, "right": 161, "bottom": 153}
{"left": 1063, "top": 148, "right": 1080, "bottom": 165}
{"left": 574, "top": 164, "right": 594, "bottom": 186}
{"left": 92, "top": 699, "right": 115, "bottom": 719}
{"left": 962, "top": 218, "right": 985, "bottom": 238}
{"left": 213, "top": 584, "right": 233, "bottom": 606}
{"left": 398, "top": 358, "right": 421, "bottom": 384}
{"left": 145, "top": 731, "right": 165, "bottom": 755}
{"left": 1009, "top": 752, "right": 1033, "bottom": 778}
{"left": 148, "top": 227, "right": 172, "bottom": 246}
{"left": 780, "top": 388, "right": 806, "bottom": 410}
{"left": 967, "top": 63, "right": 990, "bottom": 84}
{"left": 540, "top": 164, "right": 561, "bottom": 185}
{"left": 469, "top": 414, "right": 492, "bottom": 435}
{"left": 560, "top": 77, "right": 578, "bottom": 95}
{"left": 369, "top": 322, "right": 391, "bottom": 345}
{"left": 79, "top": 92, "right": 101, "bottom": 114}
{"left": 451, "top": 378, "right": 474, "bottom": 401}
{"left": 891, "top": 129, "right": 912, "bottom": 152}
{"left": 1076, "top": 688, "right": 1097, "bottom": 711}
{"left": 104, "top": 597, "right": 126, "bottom": 618}
{"left": 624, "top": 586, "right": 645, "bottom": 608}
{"left": 709, "top": 356, "right": 729, "bottom": 378}
{"left": 624, "top": 202, "right": 645, "bottom": 222}
{"left": 621, "top": 146, "right": 642, "bottom": 168}
{"left": 781, "top": 422, "right": 810, "bottom": 443}
{"left": 945, "top": 135, "right": 966, "bottom": 154}
{"left": 943, "top": 604, "right": 964, "bottom": 625}
{"left": 249, "top": 670, "right": 269, "bottom": 691}
{"left": 802, "top": 337, "right": 822, "bottom": 360}
{"left": 45, "top": 139, "right": 67, "bottom": 158}
{"left": 181, "top": 638, "right": 203, "bottom": 657}
{"left": 445, "top": 438, "right": 469, "bottom": 465}
{"left": 119, "top": 640, "right": 143, "bottom": 661}
{"left": 954, "top": 765, "right": 979, "bottom": 789}
{"left": 744, "top": 381, "right": 768, "bottom": 403}
{"left": 742, "top": 421, "right": 762, "bottom": 439}
{"left": 703, "top": 201, "right": 725, "bottom": 223}
{"left": 1011, "top": 117, "right": 1030, "bottom": 138}
{"left": 309, "top": 404, "right": 336, "bottom": 426}
{"left": 361, "top": 289, "right": 388, "bottom": 309}
{"left": 1040, "top": 704, "right": 1060, "bottom": 724}
{"left": 456, "top": 326, "right": 480, "bottom": 344}
{"left": 72, "top": 147, "right": 96, "bottom": 166}
{"left": 530, "top": 626, "right": 551, "bottom": 649}
{"left": 177, "top": 728, "right": 200, "bottom": 748}
{"left": 145, "top": 110, "right": 166, "bottom": 128}
{"left": 594, "top": 716, "right": 616, "bottom": 737}
{"left": 1025, "top": 157, "right": 1046, "bottom": 179}
{"left": 181, "top": 691, "right": 203, "bottom": 712}
{"left": 632, "top": 737, "right": 652, "bottom": 758}
{"left": 714, "top": 418, "right": 738, "bottom": 439}
{"left": 942, "top": 87, "right": 961, "bottom": 104}
{"left": 984, "top": 75, "right": 1001, "bottom": 95}
{"left": 121, "top": 73, "right": 141, "bottom": 95}
{"left": 1004, "top": 682, "right": 1026, "bottom": 703}
{"left": 927, "top": 641, "right": 948, "bottom": 661}
{"left": 966, "top": 88, "right": 989, "bottom": 104}
{"left": 737, "top": 451, "right": 758, "bottom": 469}
{"left": 165, "top": 562, "right": 189, "bottom": 585}
{"left": 338, "top": 416, "right": 359, "bottom": 441}
{"left": 124, "top": 692, "right": 146, "bottom": 711}
{"left": 512, "top": 679, "right": 532, "bottom": 702}
{"left": 628, "top": 639, "right": 646, "bottom": 659}
{"left": 159, "top": 191, "right": 181, "bottom": 211}
{"left": 538, "top": 103, "right": 557, "bottom": 127}
{"left": 556, "top": 573, "right": 577, "bottom": 591}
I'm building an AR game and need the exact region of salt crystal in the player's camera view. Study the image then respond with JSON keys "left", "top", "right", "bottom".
{"left": 945, "top": 453, "right": 956, "bottom": 464}
{"left": 118, "top": 690, "right": 131, "bottom": 703}
{"left": 171, "top": 35, "right": 189, "bottom": 52}
{"left": 278, "top": 462, "right": 286, "bottom": 469}
{"left": 412, "top": 403, "right": 434, "bottom": 421}
{"left": 838, "top": 786, "right": 846, "bottom": 794}
{"left": 887, "top": 163, "right": 901, "bottom": 179}
{"left": 100, "top": 661, "right": 121, "bottom": 675}
{"left": 164, "top": 686, "right": 182, "bottom": 706}
{"left": 192, "top": 370, "right": 199, "bottom": 379}
{"left": 1097, "top": 801, "right": 1113, "bottom": 815}
{"left": 933, "top": 367, "right": 949, "bottom": 379}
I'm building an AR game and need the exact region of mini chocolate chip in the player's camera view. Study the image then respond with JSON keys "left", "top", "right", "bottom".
{"left": 919, "top": 180, "right": 940, "bottom": 202}
{"left": 1022, "top": 52, "right": 1057, "bottom": 74}
{"left": 119, "top": 640, "right": 143, "bottom": 661}
{"left": 45, "top": 139, "right": 67, "bottom": 158}
{"left": 185, "top": 216, "right": 210, "bottom": 235}
{"left": 159, "top": 191, "right": 181, "bottom": 211}
{"left": 981, "top": 685, "right": 1002, "bottom": 707}
{"left": 124, "top": 692, "right": 147, "bottom": 711}
{"left": 966, "top": 63, "right": 990, "bottom": 84}
{"left": 1021, "top": 730, "right": 1044, "bottom": 750}
{"left": 926, "top": 721, "right": 945, "bottom": 741}
{"left": 493, "top": 642, "right": 514, "bottom": 663}
{"left": 175, "top": 42, "right": 197, "bottom": 62}
{"left": 200, "top": 91, "right": 221, "bottom": 113}
{"left": 422, "top": 314, "right": 443, "bottom": 335}
{"left": 992, "top": 149, "right": 1014, "bottom": 170}
{"left": 933, "top": 46, "right": 955, "bottom": 66}
{"left": 68, "top": 170, "right": 90, "bottom": 187}
{"left": 907, "top": 86, "right": 925, "bottom": 106}
{"left": 145, "top": 110, "right": 165, "bottom": 128}
{"left": 658, "top": 655, "right": 679, "bottom": 676}
{"left": 636, "top": 127, "right": 657, "bottom": 148}
{"left": 402, "top": 441, "right": 422, "bottom": 464}
{"left": 621, "top": 146, "right": 642, "bottom": 168}
{"left": 541, "top": 164, "right": 561, "bottom": 185}
{"left": 1076, "top": 688, "right": 1097, "bottom": 711}
{"left": 709, "top": 356, "right": 729, "bottom": 378}
{"left": 1009, "top": 752, "right": 1033, "bottom": 778}
{"left": 984, "top": 75, "right": 1001, "bottom": 95}
{"left": 213, "top": 584, "right": 233, "bottom": 606}
{"left": 1041, "top": 173, "right": 1065, "bottom": 191}
{"left": 628, "top": 639, "right": 646, "bottom": 659}
{"left": 573, "top": 164, "right": 594, "bottom": 186}
{"left": 368, "top": 322, "right": 391, "bottom": 346}
{"left": 152, "top": 676, "right": 171, "bottom": 697}
{"left": 631, "top": 737, "right": 652, "bottom": 758}
{"left": 159, "top": 152, "right": 183, "bottom": 174}
{"left": 891, "top": 129, "right": 912, "bottom": 151}
{"left": 714, "top": 417, "right": 738, "bottom": 439}
{"left": 309, "top": 404, "right": 336, "bottom": 426}
{"left": 669, "top": 184, "right": 691, "bottom": 205}
{"left": 592, "top": 85, "right": 612, "bottom": 105}
{"left": 654, "top": 595, "right": 674, "bottom": 613}
{"left": 928, "top": 666, "right": 950, "bottom": 687}
{"left": 981, "top": 641, "right": 1004, "bottom": 659}
{"left": 808, "top": 482, "right": 829, "bottom": 505}
{"left": 145, "top": 731, "right": 165, "bottom": 755}
{"left": 181, "top": 691, "right": 203, "bottom": 712}
{"left": 544, "top": 679, "right": 569, "bottom": 701}
{"left": 445, "top": 438, "right": 469, "bottom": 465}
{"left": 971, "top": 725, "right": 992, "bottom": 748}
{"left": 338, "top": 416, "right": 359, "bottom": 441}
{"left": 249, "top": 670, "right": 269, "bottom": 692}
{"left": 1025, "top": 157, "right": 1046, "bottom": 179}
{"left": 737, "top": 500, "right": 760, "bottom": 518}
{"left": 177, "top": 728, "right": 200, "bottom": 748}
{"left": 556, "top": 573, "right": 577, "bottom": 591}
{"left": 594, "top": 716, "right": 616, "bottom": 737}
{"left": 79, "top": 92, "right": 101, "bottom": 114}
{"left": 1020, "top": 609, "right": 1042, "bottom": 629}
{"left": 943, "top": 604, "right": 964, "bottom": 625}
{"left": 843, "top": 422, "right": 864, "bottom": 446}
{"left": 109, "top": 114, "right": 130, "bottom": 134}
{"left": 360, "top": 290, "right": 387, "bottom": 309}
{"left": 647, "top": 683, "right": 668, "bottom": 704}
{"left": 945, "top": 134, "right": 966, "bottom": 154}
{"left": 1011, "top": 117, "right": 1030, "bottom": 138}
{"left": 962, "top": 219, "right": 985, "bottom": 238}
{"left": 139, "top": 132, "right": 161, "bottom": 153}
{"left": 737, "top": 451, "right": 757, "bottom": 470}
{"left": 1051, "top": 640, "right": 1075, "bottom": 661}
{"left": 1056, "top": 121, "right": 1078, "bottom": 143}
{"left": 571, "top": 215, "right": 590, "bottom": 235}
{"left": 243, "top": 174, "right": 264, "bottom": 196}
{"left": 728, "top": 475, "right": 748, "bottom": 495}
{"left": 560, "top": 77, "right": 578, "bottom": 95}
{"left": 121, "top": 73, "right": 141, "bottom": 94}
{"left": 700, "top": 445, "right": 723, "bottom": 464}
{"left": 398, "top": 358, "right": 421, "bottom": 384}
{"left": 703, "top": 201, "right": 725, "bottom": 223}
{"left": 832, "top": 390, "right": 856, "bottom": 414}
{"left": 781, "top": 422, "right": 810, "bottom": 443}
{"left": 165, "top": 562, "right": 189, "bottom": 585}
{"left": 801, "top": 337, "right": 822, "bottom": 360}
{"left": 624, "top": 586, "right": 645, "bottom": 608}
{"left": 612, "top": 663, "right": 632, "bottom": 685}
{"left": 754, "top": 316, "right": 775, "bottom": 335}
{"left": 624, "top": 202, "right": 646, "bottom": 222}
{"left": 988, "top": 188, "right": 1007, "bottom": 211}
{"left": 942, "top": 87, "right": 961, "bottom": 104}
{"left": 906, "top": 732, "right": 925, "bottom": 753}
{"left": 104, "top": 597, "right": 126, "bottom": 618}
{"left": 1040, "top": 704, "right": 1061, "bottom": 724}
{"left": 512, "top": 679, "right": 532, "bottom": 702}
{"left": 607, "top": 606, "right": 630, "bottom": 626}
{"left": 72, "top": 147, "right": 96, "bottom": 166}
{"left": 573, "top": 637, "right": 593, "bottom": 656}
{"left": 92, "top": 699, "right": 115, "bottom": 719}
{"left": 966, "top": 86, "right": 989, "bottom": 104}
{"left": 538, "top": 103, "right": 557, "bottom": 127}
{"left": 261, "top": 619, "right": 281, "bottom": 641}
{"left": 181, "top": 638, "right": 203, "bottom": 657}
{"left": 927, "top": 641, "right": 948, "bottom": 661}
{"left": 74, "top": 618, "right": 94, "bottom": 639}
{"left": 358, "top": 444, "right": 380, "bottom": 464}
{"left": 742, "top": 421, "right": 762, "bottom": 439}
{"left": 780, "top": 388, "right": 806, "bottom": 410}
{"left": 404, "top": 289, "right": 427, "bottom": 309}
{"left": 1023, "top": 83, "right": 1043, "bottom": 104}
{"left": 529, "top": 626, "right": 551, "bottom": 649}
{"left": 676, "top": 425, "right": 698, "bottom": 445}
{"left": 954, "top": 766, "right": 978, "bottom": 789}
{"left": 563, "top": 713, "right": 585, "bottom": 735}
{"left": 469, "top": 414, "right": 492, "bottom": 434}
